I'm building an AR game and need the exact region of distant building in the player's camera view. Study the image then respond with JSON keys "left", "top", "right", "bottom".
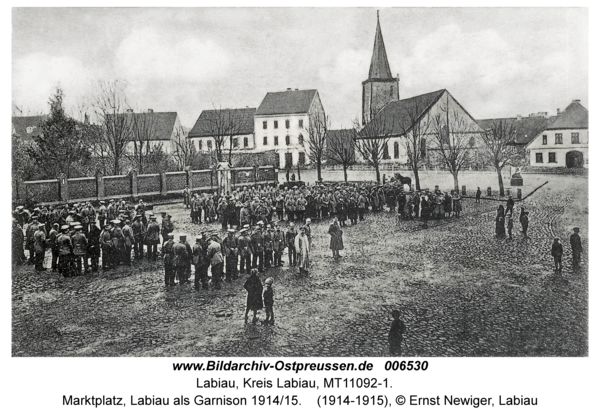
{"left": 525, "top": 100, "right": 588, "bottom": 168}
{"left": 188, "top": 107, "right": 255, "bottom": 155}
{"left": 121, "top": 109, "right": 184, "bottom": 155}
{"left": 254, "top": 88, "right": 325, "bottom": 168}
{"left": 11, "top": 115, "right": 48, "bottom": 141}
{"left": 477, "top": 113, "right": 557, "bottom": 152}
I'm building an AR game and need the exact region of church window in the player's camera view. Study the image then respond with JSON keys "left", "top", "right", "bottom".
{"left": 393, "top": 142, "right": 399, "bottom": 159}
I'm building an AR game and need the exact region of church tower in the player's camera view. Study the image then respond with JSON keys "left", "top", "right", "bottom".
{"left": 362, "top": 12, "right": 399, "bottom": 125}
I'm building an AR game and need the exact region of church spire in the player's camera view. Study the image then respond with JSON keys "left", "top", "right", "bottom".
{"left": 368, "top": 11, "right": 393, "bottom": 80}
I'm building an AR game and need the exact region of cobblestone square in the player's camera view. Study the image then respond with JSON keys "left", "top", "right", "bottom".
{"left": 12, "top": 175, "right": 587, "bottom": 357}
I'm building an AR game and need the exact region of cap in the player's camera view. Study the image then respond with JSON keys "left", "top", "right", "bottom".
{"left": 257, "top": 220, "right": 264, "bottom": 225}
{"left": 195, "top": 235, "right": 202, "bottom": 241}
{"left": 265, "top": 278, "right": 273, "bottom": 285}
{"left": 113, "top": 219, "right": 121, "bottom": 225}
{"left": 61, "top": 225, "right": 70, "bottom": 231}
{"left": 573, "top": 227, "right": 580, "bottom": 231}
{"left": 228, "top": 229, "right": 236, "bottom": 233}
{"left": 167, "top": 233, "right": 175, "bottom": 238}
{"left": 74, "top": 225, "right": 83, "bottom": 230}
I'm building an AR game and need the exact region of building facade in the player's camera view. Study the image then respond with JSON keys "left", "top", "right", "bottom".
{"left": 254, "top": 89, "right": 325, "bottom": 168}
{"left": 188, "top": 107, "right": 255, "bottom": 156}
{"left": 526, "top": 100, "right": 588, "bottom": 168}
{"left": 121, "top": 110, "right": 184, "bottom": 155}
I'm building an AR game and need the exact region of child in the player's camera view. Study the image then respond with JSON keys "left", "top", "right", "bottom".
{"left": 263, "top": 278, "right": 274, "bottom": 326}
{"left": 388, "top": 310, "right": 406, "bottom": 357}
{"left": 506, "top": 213, "right": 514, "bottom": 240}
{"left": 551, "top": 238, "right": 563, "bottom": 272}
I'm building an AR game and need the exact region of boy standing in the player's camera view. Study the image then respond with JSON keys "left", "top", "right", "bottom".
{"left": 551, "top": 238, "right": 563, "bottom": 272}
{"left": 263, "top": 278, "right": 274, "bottom": 326}
{"left": 388, "top": 310, "right": 406, "bottom": 357}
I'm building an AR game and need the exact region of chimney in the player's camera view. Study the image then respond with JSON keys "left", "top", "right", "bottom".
{"left": 126, "top": 108, "right": 134, "bottom": 113}
{"left": 517, "top": 114, "right": 522, "bottom": 121}
{"left": 295, "top": 88, "right": 298, "bottom": 91}
{"left": 287, "top": 88, "right": 292, "bottom": 91}
{"left": 148, "top": 109, "right": 153, "bottom": 113}
{"left": 84, "top": 113, "right": 90, "bottom": 125}
{"left": 557, "top": 108, "right": 561, "bottom": 115}
{"left": 572, "top": 99, "right": 580, "bottom": 104}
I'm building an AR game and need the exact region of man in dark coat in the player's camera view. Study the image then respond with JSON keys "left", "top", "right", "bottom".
{"left": 286, "top": 222, "right": 297, "bottom": 267}
{"left": 475, "top": 187, "right": 482, "bottom": 203}
{"left": 145, "top": 215, "right": 161, "bottom": 261}
{"left": 244, "top": 269, "right": 263, "bottom": 324}
{"left": 551, "top": 237, "right": 563, "bottom": 272}
{"left": 570, "top": 228, "right": 583, "bottom": 271}
{"left": 173, "top": 235, "right": 192, "bottom": 285}
{"left": 506, "top": 196, "right": 515, "bottom": 216}
{"left": 48, "top": 223, "right": 60, "bottom": 271}
{"left": 12, "top": 219, "right": 26, "bottom": 266}
{"left": 71, "top": 225, "right": 88, "bottom": 275}
{"left": 132, "top": 215, "right": 145, "bottom": 259}
{"left": 192, "top": 234, "right": 208, "bottom": 290}
{"left": 33, "top": 223, "right": 47, "bottom": 271}
{"left": 250, "top": 225, "right": 265, "bottom": 272}
{"left": 222, "top": 229, "right": 239, "bottom": 282}
{"left": 57, "top": 225, "right": 73, "bottom": 277}
{"left": 388, "top": 310, "right": 407, "bottom": 356}
{"left": 328, "top": 217, "right": 343, "bottom": 259}
{"left": 237, "top": 227, "right": 252, "bottom": 275}
{"left": 99, "top": 224, "right": 113, "bottom": 270}
{"left": 87, "top": 223, "right": 101, "bottom": 272}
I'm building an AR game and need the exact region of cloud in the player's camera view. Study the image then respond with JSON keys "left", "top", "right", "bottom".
{"left": 114, "top": 27, "right": 231, "bottom": 85}
{"left": 12, "top": 53, "right": 96, "bottom": 114}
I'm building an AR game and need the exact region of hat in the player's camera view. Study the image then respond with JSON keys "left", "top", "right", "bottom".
{"left": 109, "top": 199, "right": 115, "bottom": 202}
{"left": 160, "top": 212, "right": 166, "bottom": 216}
{"left": 257, "top": 220, "right": 264, "bottom": 225}
{"left": 149, "top": 215, "right": 156, "bottom": 219}
{"left": 113, "top": 220, "right": 121, "bottom": 225}
{"left": 74, "top": 225, "right": 83, "bottom": 230}
{"left": 265, "top": 278, "right": 273, "bottom": 285}
{"left": 211, "top": 232, "right": 220, "bottom": 237}
{"left": 16, "top": 206, "right": 24, "bottom": 210}
{"left": 179, "top": 234, "right": 187, "bottom": 240}
{"left": 391, "top": 310, "right": 401, "bottom": 318}
{"left": 195, "top": 235, "right": 202, "bottom": 241}
{"left": 60, "top": 225, "right": 70, "bottom": 231}
{"left": 289, "top": 222, "right": 295, "bottom": 227}
{"left": 53, "top": 223, "right": 59, "bottom": 227}
{"left": 573, "top": 227, "right": 580, "bottom": 232}
{"left": 241, "top": 229, "right": 248, "bottom": 234}
{"left": 228, "top": 229, "right": 236, "bottom": 233}
{"left": 266, "top": 224, "right": 271, "bottom": 229}
{"left": 167, "top": 233, "right": 175, "bottom": 238}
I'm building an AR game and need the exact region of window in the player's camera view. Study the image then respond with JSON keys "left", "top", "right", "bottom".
{"left": 298, "top": 134, "right": 304, "bottom": 145}
{"left": 542, "top": 135, "right": 547, "bottom": 145}
{"left": 469, "top": 136, "right": 476, "bottom": 147}
{"left": 285, "top": 120, "right": 290, "bottom": 129}
{"left": 263, "top": 136, "right": 268, "bottom": 146}
{"left": 383, "top": 144, "right": 390, "bottom": 159}
{"left": 198, "top": 140, "right": 203, "bottom": 151}
{"left": 207, "top": 140, "right": 212, "bottom": 150}
{"left": 274, "top": 120, "right": 278, "bottom": 129}
{"left": 298, "top": 152, "right": 306, "bottom": 165}
{"left": 285, "top": 135, "right": 290, "bottom": 145}
{"left": 535, "top": 153, "right": 543, "bottom": 163}
{"left": 232, "top": 137, "right": 238, "bottom": 148}
{"left": 263, "top": 121, "right": 267, "bottom": 129}
{"left": 572, "top": 132, "right": 580, "bottom": 144}
{"left": 555, "top": 133, "right": 563, "bottom": 144}
{"left": 549, "top": 152, "right": 556, "bottom": 163}
{"left": 274, "top": 136, "right": 279, "bottom": 146}
{"left": 299, "top": 120, "right": 304, "bottom": 128}
{"left": 243, "top": 137, "right": 248, "bottom": 148}
{"left": 393, "top": 142, "right": 399, "bottom": 159}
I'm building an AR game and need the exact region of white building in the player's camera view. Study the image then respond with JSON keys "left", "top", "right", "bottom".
{"left": 526, "top": 100, "right": 588, "bottom": 168}
{"left": 123, "top": 110, "right": 184, "bottom": 155}
{"left": 188, "top": 107, "right": 255, "bottom": 155}
{"left": 254, "top": 89, "right": 325, "bottom": 168}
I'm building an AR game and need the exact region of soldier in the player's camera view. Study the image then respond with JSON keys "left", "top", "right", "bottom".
{"left": 570, "top": 227, "right": 583, "bottom": 271}
{"left": 240, "top": 202, "right": 251, "bottom": 227}
{"left": 273, "top": 224, "right": 285, "bottom": 267}
{"left": 263, "top": 224, "right": 273, "bottom": 269}
{"left": 80, "top": 203, "right": 90, "bottom": 234}
{"left": 161, "top": 213, "right": 174, "bottom": 244}
{"left": 296, "top": 193, "right": 307, "bottom": 223}
{"left": 192, "top": 235, "right": 205, "bottom": 290}
{"left": 33, "top": 223, "right": 47, "bottom": 272}
{"left": 163, "top": 233, "right": 176, "bottom": 286}
{"left": 183, "top": 185, "right": 191, "bottom": 209}
{"left": 106, "top": 199, "right": 116, "bottom": 224}
{"left": 222, "top": 229, "right": 239, "bottom": 282}
{"left": 173, "top": 235, "right": 192, "bottom": 285}
{"left": 286, "top": 222, "right": 297, "bottom": 267}
{"left": 121, "top": 219, "right": 133, "bottom": 266}
{"left": 47, "top": 223, "right": 60, "bottom": 271}
{"left": 87, "top": 222, "right": 101, "bottom": 272}
{"left": 250, "top": 225, "right": 265, "bottom": 272}
{"left": 100, "top": 224, "right": 113, "bottom": 270}
{"left": 226, "top": 197, "right": 238, "bottom": 229}
{"left": 208, "top": 233, "right": 224, "bottom": 289}
{"left": 110, "top": 219, "right": 125, "bottom": 268}
{"left": 57, "top": 225, "right": 73, "bottom": 277}
{"left": 25, "top": 217, "right": 40, "bottom": 264}
{"left": 71, "top": 225, "right": 88, "bottom": 275}
{"left": 145, "top": 215, "right": 161, "bottom": 261}
{"left": 238, "top": 226, "right": 252, "bottom": 275}
{"left": 217, "top": 198, "right": 228, "bottom": 230}
{"left": 97, "top": 201, "right": 107, "bottom": 228}
{"left": 132, "top": 215, "right": 145, "bottom": 259}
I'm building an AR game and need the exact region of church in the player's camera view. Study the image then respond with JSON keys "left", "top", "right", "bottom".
{"left": 357, "top": 13, "right": 483, "bottom": 169}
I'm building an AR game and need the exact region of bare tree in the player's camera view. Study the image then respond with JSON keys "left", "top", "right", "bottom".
{"left": 128, "top": 110, "right": 158, "bottom": 174}
{"left": 202, "top": 107, "right": 246, "bottom": 164}
{"left": 353, "top": 112, "right": 395, "bottom": 184}
{"left": 304, "top": 112, "right": 330, "bottom": 182}
{"left": 480, "top": 119, "right": 521, "bottom": 196}
{"left": 91, "top": 80, "right": 134, "bottom": 175}
{"left": 431, "top": 100, "right": 477, "bottom": 191}
{"left": 326, "top": 129, "right": 356, "bottom": 183}
{"left": 171, "top": 126, "right": 196, "bottom": 171}
{"left": 403, "top": 102, "right": 432, "bottom": 191}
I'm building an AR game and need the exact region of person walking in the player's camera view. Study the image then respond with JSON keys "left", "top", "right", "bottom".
{"left": 388, "top": 310, "right": 406, "bottom": 357}
{"left": 570, "top": 227, "right": 583, "bottom": 271}
{"left": 328, "top": 217, "right": 344, "bottom": 259}
{"left": 295, "top": 226, "right": 310, "bottom": 275}
{"left": 244, "top": 269, "right": 263, "bottom": 325}
{"left": 551, "top": 237, "right": 563, "bottom": 272}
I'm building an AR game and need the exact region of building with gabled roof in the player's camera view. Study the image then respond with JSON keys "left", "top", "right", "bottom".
{"left": 119, "top": 109, "right": 184, "bottom": 155}
{"left": 477, "top": 114, "right": 556, "bottom": 148}
{"left": 188, "top": 107, "right": 255, "bottom": 154}
{"left": 254, "top": 88, "right": 325, "bottom": 168}
{"left": 525, "top": 100, "right": 588, "bottom": 168}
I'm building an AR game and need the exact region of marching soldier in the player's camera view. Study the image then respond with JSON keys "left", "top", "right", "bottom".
{"left": 163, "top": 233, "right": 176, "bottom": 286}
{"left": 222, "top": 229, "right": 239, "bottom": 282}
{"left": 71, "top": 225, "right": 88, "bottom": 275}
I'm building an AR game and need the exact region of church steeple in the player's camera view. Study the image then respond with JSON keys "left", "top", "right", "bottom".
{"left": 368, "top": 11, "right": 393, "bottom": 79}
{"left": 362, "top": 11, "right": 399, "bottom": 125}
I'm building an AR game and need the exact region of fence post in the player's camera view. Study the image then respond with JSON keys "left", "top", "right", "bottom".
{"left": 160, "top": 171, "right": 168, "bottom": 196}
{"left": 96, "top": 171, "right": 105, "bottom": 201}
{"left": 58, "top": 173, "right": 69, "bottom": 202}
{"left": 130, "top": 169, "right": 138, "bottom": 200}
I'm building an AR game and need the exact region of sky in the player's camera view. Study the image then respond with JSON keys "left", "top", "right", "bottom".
{"left": 12, "top": 7, "right": 588, "bottom": 129}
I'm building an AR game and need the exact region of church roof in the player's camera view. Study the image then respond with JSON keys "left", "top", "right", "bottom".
{"left": 255, "top": 89, "right": 319, "bottom": 116}
{"left": 189, "top": 108, "right": 255, "bottom": 138}
{"left": 367, "top": 13, "right": 394, "bottom": 80}
{"left": 546, "top": 100, "right": 588, "bottom": 130}
{"left": 477, "top": 116, "right": 556, "bottom": 146}
{"left": 362, "top": 90, "right": 446, "bottom": 136}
